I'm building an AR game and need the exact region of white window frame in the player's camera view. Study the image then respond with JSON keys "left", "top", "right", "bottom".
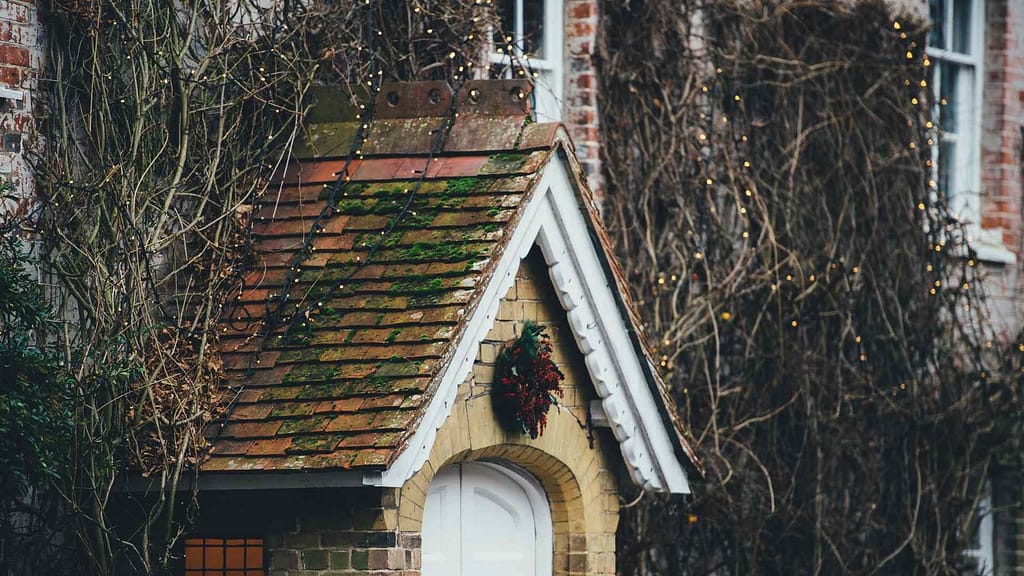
{"left": 926, "top": 0, "right": 985, "bottom": 235}
{"left": 489, "top": 0, "right": 564, "bottom": 122}
{"left": 964, "top": 486, "right": 995, "bottom": 575}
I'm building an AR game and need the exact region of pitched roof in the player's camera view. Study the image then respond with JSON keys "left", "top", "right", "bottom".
{"left": 204, "top": 80, "right": 701, "bottom": 489}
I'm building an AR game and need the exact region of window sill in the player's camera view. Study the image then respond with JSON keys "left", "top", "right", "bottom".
{"left": 971, "top": 240, "right": 1016, "bottom": 266}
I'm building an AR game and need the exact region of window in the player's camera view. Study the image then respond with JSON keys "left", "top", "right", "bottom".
{"left": 927, "top": 0, "right": 984, "bottom": 224}
{"left": 184, "top": 537, "right": 264, "bottom": 576}
{"left": 964, "top": 489, "right": 995, "bottom": 575}
{"left": 491, "top": 0, "right": 563, "bottom": 122}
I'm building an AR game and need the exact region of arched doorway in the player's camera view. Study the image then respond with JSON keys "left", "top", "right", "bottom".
{"left": 422, "top": 461, "right": 553, "bottom": 576}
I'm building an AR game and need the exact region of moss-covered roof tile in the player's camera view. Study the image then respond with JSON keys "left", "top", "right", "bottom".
{"left": 203, "top": 94, "right": 558, "bottom": 474}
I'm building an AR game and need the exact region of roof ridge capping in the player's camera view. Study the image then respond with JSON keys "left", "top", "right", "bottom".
{"left": 305, "top": 79, "right": 535, "bottom": 122}
{"left": 295, "top": 80, "right": 561, "bottom": 159}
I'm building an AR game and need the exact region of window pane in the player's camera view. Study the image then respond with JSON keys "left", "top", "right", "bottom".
{"left": 184, "top": 537, "right": 264, "bottom": 575}
{"left": 245, "top": 546, "right": 263, "bottom": 568}
{"left": 184, "top": 546, "right": 204, "bottom": 570}
{"left": 204, "top": 545, "right": 225, "bottom": 569}
{"left": 929, "top": 0, "right": 946, "bottom": 49}
{"left": 939, "top": 140, "right": 956, "bottom": 201}
{"left": 938, "top": 61, "right": 959, "bottom": 133}
{"left": 523, "top": 0, "right": 546, "bottom": 57}
{"left": 494, "top": 0, "right": 515, "bottom": 46}
{"left": 226, "top": 545, "right": 245, "bottom": 567}
{"left": 952, "top": 0, "right": 972, "bottom": 53}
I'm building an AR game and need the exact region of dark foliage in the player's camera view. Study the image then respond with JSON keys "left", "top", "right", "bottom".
{"left": 0, "top": 183, "right": 74, "bottom": 574}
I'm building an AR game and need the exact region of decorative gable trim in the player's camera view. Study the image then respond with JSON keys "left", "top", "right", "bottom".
{"left": 377, "top": 145, "right": 693, "bottom": 494}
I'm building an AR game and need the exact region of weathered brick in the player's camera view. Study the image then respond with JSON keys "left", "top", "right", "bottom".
{"left": 329, "top": 549, "right": 350, "bottom": 569}
{"left": 351, "top": 548, "right": 370, "bottom": 570}
{"left": 301, "top": 548, "right": 330, "bottom": 570}
{"left": 269, "top": 549, "right": 300, "bottom": 571}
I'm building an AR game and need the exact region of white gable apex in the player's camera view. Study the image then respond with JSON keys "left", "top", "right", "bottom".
{"left": 378, "top": 145, "right": 694, "bottom": 494}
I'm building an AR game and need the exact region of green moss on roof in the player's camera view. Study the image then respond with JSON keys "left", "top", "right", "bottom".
{"left": 207, "top": 125, "right": 560, "bottom": 474}
{"left": 398, "top": 242, "right": 479, "bottom": 262}
{"left": 319, "top": 182, "right": 368, "bottom": 200}
{"left": 445, "top": 177, "right": 484, "bottom": 195}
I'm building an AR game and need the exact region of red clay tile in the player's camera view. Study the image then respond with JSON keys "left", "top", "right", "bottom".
{"left": 221, "top": 351, "right": 280, "bottom": 371}
{"left": 280, "top": 159, "right": 362, "bottom": 185}
{"left": 350, "top": 449, "right": 391, "bottom": 468}
{"left": 313, "top": 397, "right": 364, "bottom": 414}
{"left": 349, "top": 157, "right": 408, "bottom": 181}
{"left": 221, "top": 421, "right": 283, "bottom": 439}
{"left": 236, "top": 366, "right": 293, "bottom": 386}
{"left": 325, "top": 412, "right": 377, "bottom": 432}
{"left": 206, "top": 107, "right": 582, "bottom": 474}
{"left": 247, "top": 437, "right": 294, "bottom": 456}
{"left": 208, "top": 440, "right": 254, "bottom": 455}
{"left": 370, "top": 410, "right": 417, "bottom": 430}
{"left": 337, "top": 431, "right": 385, "bottom": 448}
{"left": 423, "top": 156, "right": 490, "bottom": 179}
{"left": 254, "top": 199, "right": 328, "bottom": 220}
{"left": 359, "top": 394, "right": 406, "bottom": 410}
{"left": 229, "top": 404, "right": 274, "bottom": 421}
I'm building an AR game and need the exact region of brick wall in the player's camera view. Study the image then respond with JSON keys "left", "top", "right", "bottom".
{"left": 194, "top": 487, "right": 417, "bottom": 575}
{"left": 979, "top": 0, "right": 1024, "bottom": 254}
{"left": 0, "top": 0, "right": 40, "bottom": 197}
{"left": 397, "top": 246, "right": 624, "bottom": 575}
{"left": 564, "top": 0, "right": 603, "bottom": 197}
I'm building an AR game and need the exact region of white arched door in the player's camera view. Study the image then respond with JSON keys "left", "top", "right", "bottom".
{"left": 422, "top": 461, "right": 552, "bottom": 576}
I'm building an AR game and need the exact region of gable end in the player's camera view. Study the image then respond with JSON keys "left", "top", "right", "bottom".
{"left": 379, "top": 147, "right": 694, "bottom": 494}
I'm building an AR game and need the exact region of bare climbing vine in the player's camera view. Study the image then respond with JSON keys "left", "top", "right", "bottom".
{"left": 598, "top": 1, "right": 1021, "bottom": 574}
{"left": 20, "top": 0, "right": 496, "bottom": 573}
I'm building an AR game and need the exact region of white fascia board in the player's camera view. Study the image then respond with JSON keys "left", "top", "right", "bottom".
{"left": 377, "top": 155, "right": 692, "bottom": 494}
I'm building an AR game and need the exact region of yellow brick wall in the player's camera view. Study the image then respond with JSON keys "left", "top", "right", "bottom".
{"left": 398, "top": 247, "right": 622, "bottom": 576}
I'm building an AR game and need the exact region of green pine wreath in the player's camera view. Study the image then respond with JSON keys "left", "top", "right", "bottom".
{"left": 494, "top": 321, "right": 565, "bottom": 439}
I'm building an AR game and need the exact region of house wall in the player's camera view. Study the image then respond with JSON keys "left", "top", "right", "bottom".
{"left": 564, "top": 0, "right": 602, "bottom": 197}
{"left": 977, "top": 2, "right": 1024, "bottom": 572}
{"left": 192, "top": 248, "right": 625, "bottom": 575}
{"left": 395, "top": 246, "right": 624, "bottom": 576}
{"left": 193, "top": 487, "right": 416, "bottom": 574}
{"left": 0, "top": 0, "right": 40, "bottom": 199}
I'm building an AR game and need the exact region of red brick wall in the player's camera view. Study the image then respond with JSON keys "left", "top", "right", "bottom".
{"left": 0, "top": 0, "right": 40, "bottom": 196}
{"left": 979, "top": 0, "right": 1024, "bottom": 254}
{"left": 564, "top": 0, "right": 603, "bottom": 197}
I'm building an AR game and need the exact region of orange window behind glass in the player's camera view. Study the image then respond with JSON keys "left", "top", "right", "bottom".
{"left": 184, "top": 537, "right": 263, "bottom": 576}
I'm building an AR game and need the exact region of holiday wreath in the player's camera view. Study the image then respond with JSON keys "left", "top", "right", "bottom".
{"left": 494, "top": 321, "right": 565, "bottom": 439}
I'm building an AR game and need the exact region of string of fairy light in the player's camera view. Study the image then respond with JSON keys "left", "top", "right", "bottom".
{"left": 649, "top": 16, "right": 999, "bottom": 390}
{"left": 213, "top": 0, "right": 528, "bottom": 432}
{"left": 220, "top": 0, "right": 543, "bottom": 353}
{"left": 43, "top": 4, "right": 307, "bottom": 346}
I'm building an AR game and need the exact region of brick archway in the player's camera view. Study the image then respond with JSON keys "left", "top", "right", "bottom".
{"left": 397, "top": 391, "right": 619, "bottom": 576}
